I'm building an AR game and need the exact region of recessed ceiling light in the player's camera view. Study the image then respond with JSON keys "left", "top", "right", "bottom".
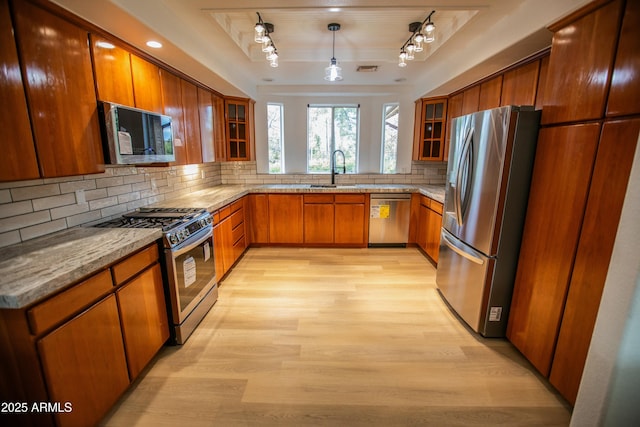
{"left": 329, "top": 8, "right": 341, "bottom": 12}
{"left": 146, "top": 40, "right": 162, "bottom": 48}
{"left": 96, "top": 41, "right": 115, "bottom": 49}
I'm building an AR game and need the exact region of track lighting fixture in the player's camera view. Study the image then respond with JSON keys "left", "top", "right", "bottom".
{"left": 254, "top": 12, "right": 278, "bottom": 67}
{"left": 399, "top": 11, "right": 436, "bottom": 67}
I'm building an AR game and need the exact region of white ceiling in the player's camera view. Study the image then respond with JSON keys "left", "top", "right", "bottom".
{"left": 52, "top": 0, "right": 592, "bottom": 99}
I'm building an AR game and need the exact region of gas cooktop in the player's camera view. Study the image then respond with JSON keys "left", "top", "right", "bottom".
{"left": 94, "top": 207, "right": 212, "bottom": 248}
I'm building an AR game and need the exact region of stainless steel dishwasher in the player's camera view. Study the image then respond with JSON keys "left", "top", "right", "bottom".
{"left": 368, "top": 193, "right": 411, "bottom": 246}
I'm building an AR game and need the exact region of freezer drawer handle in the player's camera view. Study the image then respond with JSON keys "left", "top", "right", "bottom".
{"left": 441, "top": 232, "right": 484, "bottom": 265}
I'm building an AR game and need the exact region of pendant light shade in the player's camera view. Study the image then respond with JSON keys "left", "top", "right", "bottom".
{"left": 324, "top": 23, "right": 343, "bottom": 82}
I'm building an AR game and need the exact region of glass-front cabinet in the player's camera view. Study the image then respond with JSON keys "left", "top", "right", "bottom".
{"left": 413, "top": 97, "right": 448, "bottom": 161}
{"left": 224, "top": 97, "right": 254, "bottom": 161}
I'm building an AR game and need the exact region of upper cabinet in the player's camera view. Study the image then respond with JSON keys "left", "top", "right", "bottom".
{"left": 478, "top": 76, "right": 503, "bottom": 111}
{"left": 541, "top": 0, "right": 623, "bottom": 125}
{"left": 225, "top": 97, "right": 254, "bottom": 161}
{"left": 91, "top": 36, "right": 163, "bottom": 113}
{"left": 91, "top": 34, "right": 135, "bottom": 107}
{"left": 160, "top": 70, "right": 187, "bottom": 165}
{"left": 181, "top": 79, "right": 203, "bottom": 165}
{"left": 12, "top": 0, "right": 104, "bottom": 178}
{"left": 0, "top": 0, "right": 39, "bottom": 182}
{"left": 501, "top": 60, "right": 540, "bottom": 107}
{"left": 606, "top": 0, "right": 640, "bottom": 117}
{"left": 412, "top": 97, "right": 448, "bottom": 161}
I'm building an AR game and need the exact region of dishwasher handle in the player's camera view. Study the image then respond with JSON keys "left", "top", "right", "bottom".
{"left": 370, "top": 193, "right": 412, "bottom": 201}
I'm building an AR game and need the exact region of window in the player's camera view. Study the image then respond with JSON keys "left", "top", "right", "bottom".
{"left": 267, "top": 103, "right": 284, "bottom": 173}
{"left": 381, "top": 103, "right": 399, "bottom": 173}
{"left": 307, "top": 105, "right": 359, "bottom": 173}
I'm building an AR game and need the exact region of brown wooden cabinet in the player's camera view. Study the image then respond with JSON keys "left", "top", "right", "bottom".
{"left": 0, "top": 0, "right": 39, "bottom": 182}
{"left": 541, "top": 0, "right": 623, "bottom": 125}
{"left": 213, "top": 198, "right": 248, "bottom": 282}
{"left": 414, "top": 195, "right": 442, "bottom": 263}
{"left": 38, "top": 295, "right": 130, "bottom": 427}
{"left": 334, "top": 194, "right": 368, "bottom": 245}
{"left": 606, "top": 0, "right": 640, "bottom": 117}
{"left": 181, "top": 79, "right": 203, "bottom": 165}
{"left": 247, "top": 194, "right": 269, "bottom": 244}
{"left": 225, "top": 97, "right": 254, "bottom": 161}
{"left": 304, "top": 194, "right": 335, "bottom": 244}
{"left": 160, "top": 70, "right": 187, "bottom": 164}
{"left": 0, "top": 242, "right": 169, "bottom": 427}
{"left": 478, "top": 76, "right": 503, "bottom": 111}
{"left": 549, "top": 118, "right": 640, "bottom": 404}
{"left": 461, "top": 85, "right": 480, "bottom": 116}
{"left": 507, "top": 123, "right": 601, "bottom": 377}
{"left": 197, "top": 87, "right": 215, "bottom": 162}
{"left": 500, "top": 60, "right": 540, "bottom": 107}
{"left": 130, "top": 55, "right": 163, "bottom": 113}
{"left": 268, "top": 194, "right": 303, "bottom": 244}
{"left": 13, "top": 0, "right": 104, "bottom": 178}
{"left": 117, "top": 263, "right": 169, "bottom": 380}
{"left": 91, "top": 34, "right": 135, "bottom": 106}
{"left": 413, "top": 97, "right": 448, "bottom": 161}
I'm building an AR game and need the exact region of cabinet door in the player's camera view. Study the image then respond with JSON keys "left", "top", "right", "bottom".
{"left": 549, "top": 118, "right": 640, "bottom": 405}
{"left": 160, "top": 70, "right": 186, "bottom": 164}
{"left": 417, "top": 203, "right": 428, "bottom": 251}
{"left": 198, "top": 87, "right": 214, "bottom": 162}
{"left": 335, "top": 202, "right": 366, "bottom": 245}
{"left": 0, "top": 0, "right": 38, "bottom": 181}
{"left": 478, "top": 76, "right": 503, "bottom": 111}
{"left": 268, "top": 194, "right": 303, "bottom": 243}
{"left": 131, "top": 55, "right": 163, "bottom": 113}
{"left": 425, "top": 208, "right": 442, "bottom": 263}
{"left": 213, "top": 221, "right": 226, "bottom": 283}
{"left": 444, "top": 93, "right": 464, "bottom": 162}
{"left": 213, "top": 94, "right": 227, "bottom": 161}
{"left": 461, "top": 85, "right": 480, "bottom": 115}
{"left": 506, "top": 123, "right": 601, "bottom": 376}
{"left": 38, "top": 295, "right": 130, "bottom": 427}
{"left": 225, "top": 98, "right": 251, "bottom": 160}
{"left": 304, "top": 203, "right": 334, "bottom": 244}
{"left": 415, "top": 98, "right": 447, "bottom": 161}
{"left": 181, "top": 80, "right": 203, "bottom": 165}
{"left": 117, "top": 264, "right": 169, "bottom": 381}
{"left": 541, "top": 0, "right": 623, "bottom": 124}
{"left": 500, "top": 60, "right": 540, "bottom": 107}
{"left": 248, "top": 194, "right": 269, "bottom": 244}
{"left": 606, "top": 0, "right": 640, "bottom": 117}
{"left": 534, "top": 55, "right": 550, "bottom": 110}
{"left": 90, "top": 34, "right": 134, "bottom": 106}
{"left": 222, "top": 215, "right": 235, "bottom": 273}
{"left": 13, "top": 0, "right": 104, "bottom": 178}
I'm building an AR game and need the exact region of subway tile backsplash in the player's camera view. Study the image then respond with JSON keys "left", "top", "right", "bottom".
{"left": 0, "top": 161, "right": 444, "bottom": 248}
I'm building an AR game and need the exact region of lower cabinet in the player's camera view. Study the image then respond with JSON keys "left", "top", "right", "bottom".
{"left": 304, "top": 194, "right": 334, "bottom": 244}
{"left": 37, "top": 295, "right": 130, "bottom": 427}
{"left": 334, "top": 195, "right": 367, "bottom": 245}
{"left": 0, "top": 242, "right": 169, "bottom": 427}
{"left": 213, "top": 197, "right": 248, "bottom": 282}
{"left": 414, "top": 195, "right": 443, "bottom": 263}
{"left": 268, "top": 194, "right": 304, "bottom": 244}
{"left": 302, "top": 194, "right": 368, "bottom": 246}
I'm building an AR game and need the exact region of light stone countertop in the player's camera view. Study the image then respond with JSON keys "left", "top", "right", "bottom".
{"left": 0, "top": 227, "right": 161, "bottom": 309}
{"left": 0, "top": 183, "right": 444, "bottom": 309}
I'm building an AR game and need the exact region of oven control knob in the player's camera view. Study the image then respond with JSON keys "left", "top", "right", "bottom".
{"left": 199, "top": 219, "right": 206, "bottom": 227}
{"left": 168, "top": 233, "right": 178, "bottom": 245}
{"left": 184, "top": 229, "right": 190, "bottom": 237}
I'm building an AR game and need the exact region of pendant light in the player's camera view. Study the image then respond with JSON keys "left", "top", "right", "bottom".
{"left": 324, "top": 23, "right": 343, "bottom": 82}
{"left": 254, "top": 12, "right": 278, "bottom": 67}
{"left": 398, "top": 11, "right": 436, "bottom": 67}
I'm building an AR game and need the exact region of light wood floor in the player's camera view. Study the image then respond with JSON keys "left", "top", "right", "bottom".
{"left": 102, "top": 247, "right": 571, "bottom": 426}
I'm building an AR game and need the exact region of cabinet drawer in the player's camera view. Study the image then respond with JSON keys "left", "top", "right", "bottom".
{"left": 28, "top": 269, "right": 113, "bottom": 336}
{"left": 230, "top": 209, "right": 244, "bottom": 229}
{"left": 230, "top": 198, "right": 244, "bottom": 213}
{"left": 233, "top": 235, "right": 246, "bottom": 258}
{"left": 112, "top": 244, "right": 159, "bottom": 286}
{"left": 304, "top": 194, "right": 334, "bottom": 203}
{"left": 420, "top": 195, "right": 431, "bottom": 208}
{"left": 430, "top": 200, "right": 444, "bottom": 215}
{"left": 335, "top": 194, "right": 365, "bottom": 204}
{"left": 218, "top": 205, "right": 232, "bottom": 221}
{"left": 232, "top": 221, "right": 245, "bottom": 243}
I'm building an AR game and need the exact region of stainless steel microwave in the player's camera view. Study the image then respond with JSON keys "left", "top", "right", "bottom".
{"left": 99, "top": 101, "right": 175, "bottom": 165}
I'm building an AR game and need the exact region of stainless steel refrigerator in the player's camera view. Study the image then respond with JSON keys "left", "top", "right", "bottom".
{"left": 436, "top": 105, "right": 540, "bottom": 337}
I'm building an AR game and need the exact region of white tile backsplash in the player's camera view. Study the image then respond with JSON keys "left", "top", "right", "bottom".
{"left": 0, "top": 160, "right": 444, "bottom": 248}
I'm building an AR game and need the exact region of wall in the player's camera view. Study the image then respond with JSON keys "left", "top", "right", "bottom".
{"left": 0, "top": 163, "right": 221, "bottom": 249}
{"left": 254, "top": 85, "right": 416, "bottom": 174}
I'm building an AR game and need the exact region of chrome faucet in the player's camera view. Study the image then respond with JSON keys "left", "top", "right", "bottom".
{"left": 331, "top": 149, "right": 346, "bottom": 185}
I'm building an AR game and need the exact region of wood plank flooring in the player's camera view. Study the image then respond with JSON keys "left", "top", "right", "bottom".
{"left": 101, "top": 247, "right": 571, "bottom": 426}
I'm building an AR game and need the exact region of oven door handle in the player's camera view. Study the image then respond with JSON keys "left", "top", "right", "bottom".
{"left": 171, "top": 227, "right": 213, "bottom": 257}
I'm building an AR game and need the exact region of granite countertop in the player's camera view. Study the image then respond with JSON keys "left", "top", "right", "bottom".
{"left": 0, "top": 183, "right": 444, "bottom": 309}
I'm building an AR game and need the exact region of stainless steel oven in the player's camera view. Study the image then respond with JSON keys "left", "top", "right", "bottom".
{"left": 164, "top": 224, "right": 217, "bottom": 344}
{"left": 94, "top": 207, "right": 218, "bottom": 344}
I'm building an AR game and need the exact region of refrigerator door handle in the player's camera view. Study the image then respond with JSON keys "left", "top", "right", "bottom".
{"left": 441, "top": 230, "right": 485, "bottom": 265}
{"left": 455, "top": 127, "right": 474, "bottom": 226}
